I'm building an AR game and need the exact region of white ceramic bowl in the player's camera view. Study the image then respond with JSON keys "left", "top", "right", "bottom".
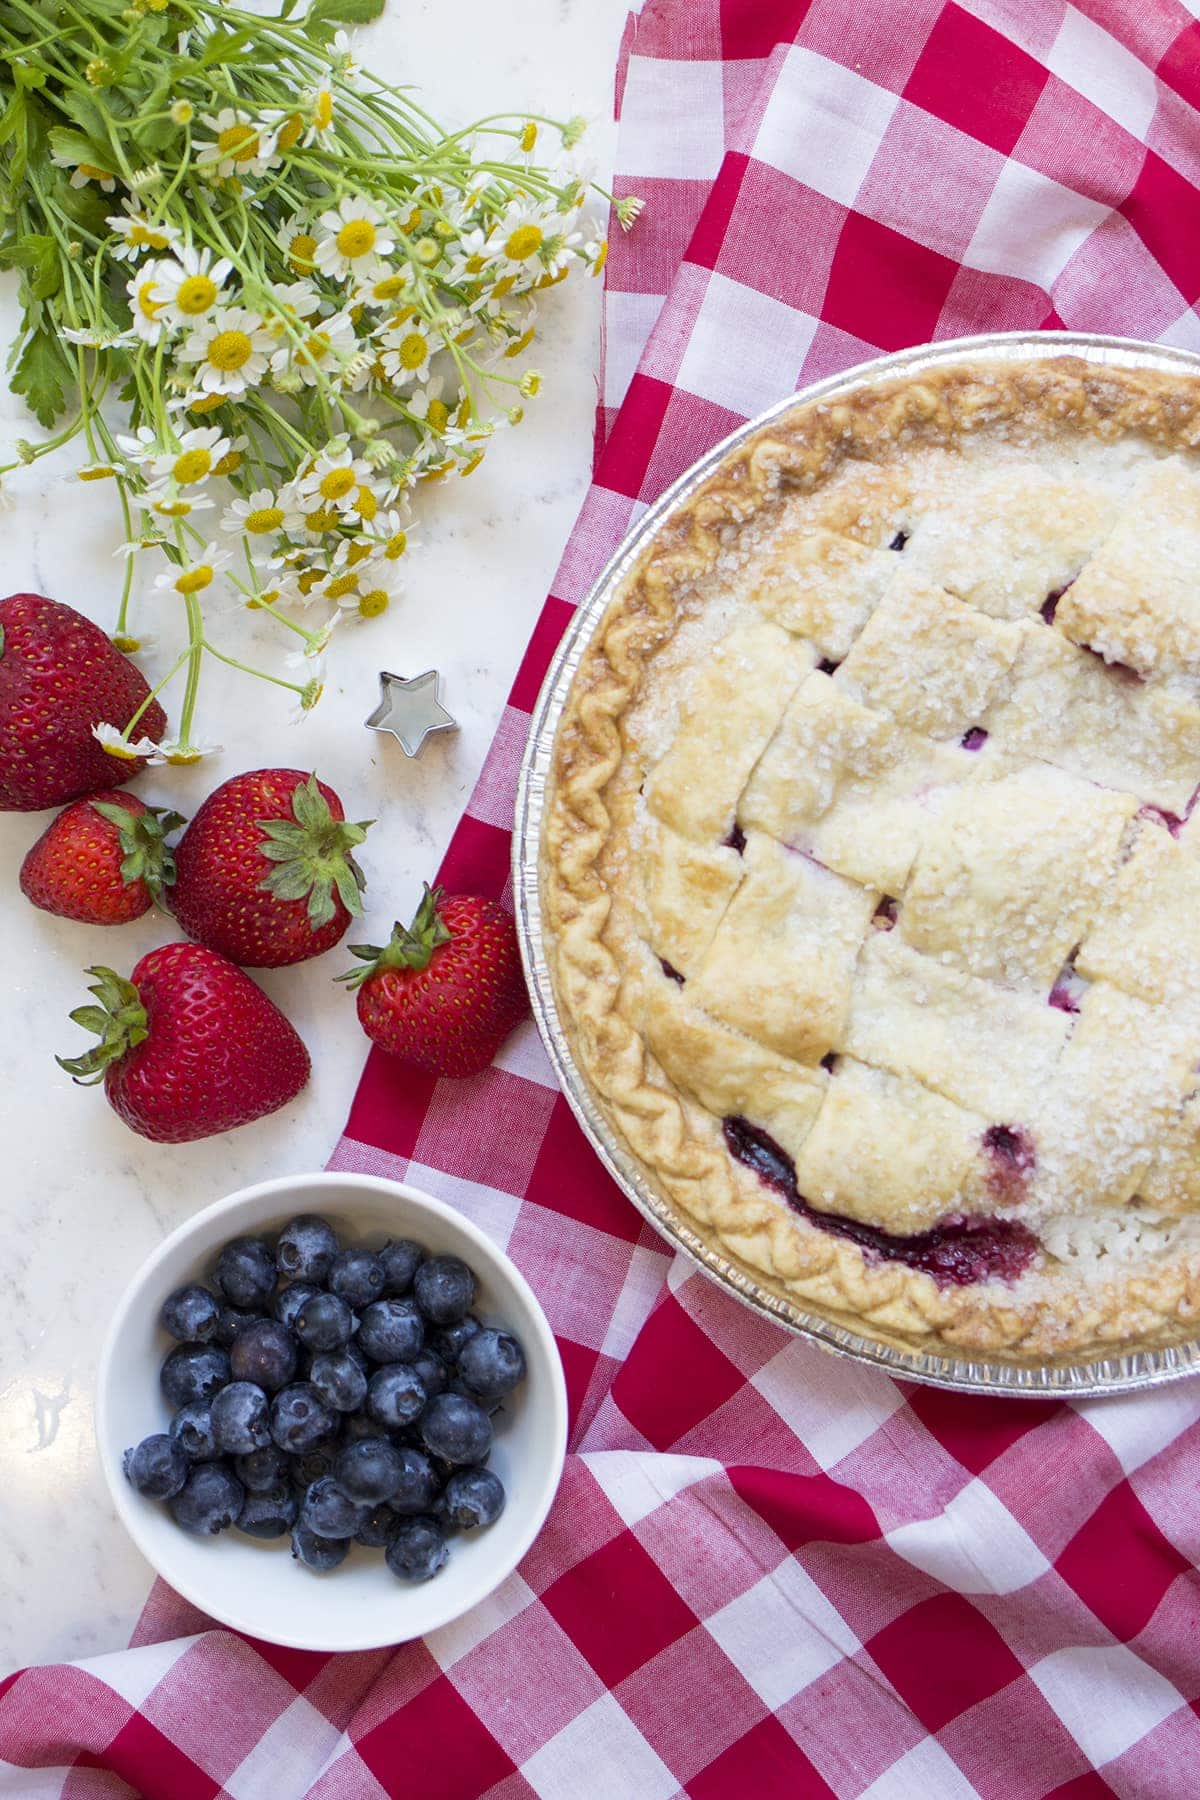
{"left": 96, "top": 1171, "right": 568, "bottom": 1652}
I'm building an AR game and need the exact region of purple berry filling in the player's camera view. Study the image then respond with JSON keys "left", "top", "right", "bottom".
{"left": 961, "top": 727, "right": 988, "bottom": 752}
{"left": 1048, "top": 983, "right": 1080, "bottom": 1014}
{"left": 724, "top": 822, "right": 747, "bottom": 855}
{"left": 659, "top": 958, "right": 685, "bottom": 986}
{"left": 889, "top": 531, "right": 909, "bottom": 552}
{"left": 982, "top": 1123, "right": 1036, "bottom": 1199}
{"left": 817, "top": 658, "right": 841, "bottom": 675}
{"left": 1139, "top": 803, "right": 1185, "bottom": 838}
{"left": 873, "top": 896, "right": 899, "bottom": 928}
{"left": 722, "top": 1115, "right": 1037, "bottom": 1287}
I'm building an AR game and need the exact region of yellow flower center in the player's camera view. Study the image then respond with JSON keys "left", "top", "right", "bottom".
{"left": 217, "top": 123, "right": 259, "bottom": 161}
{"left": 314, "top": 90, "right": 334, "bottom": 130}
{"left": 162, "top": 745, "right": 204, "bottom": 764}
{"left": 244, "top": 506, "right": 285, "bottom": 533}
{"left": 207, "top": 330, "right": 253, "bottom": 371}
{"left": 154, "top": 498, "right": 194, "bottom": 517}
{"left": 176, "top": 563, "right": 214, "bottom": 594}
{"left": 414, "top": 239, "right": 439, "bottom": 266}
{"left": 298, "top": 570, "right": 325, "bottom": 594}
{"left": 277, "top": 114, "right": 304, "bottom": 152}
{"left": 504, "top": 223, "right": 543, "bottom": 261}
{"left": 175, "top": 273, "right": 218, "bottom": 315}
{"left": 304, "top": 506, "right": 339, "bottom": 533}
{"left": 213, "top": 449, "right": 242, "bottom": 475}
{"left": 335, "top": 218, "right": 377, "bottom": 259}
{"left": 519, "top": 121, "right": 538, "bottom": 152}
{"left": 79, "top": 163, "right": 113, "bottom": 181}
{"left": 358, "top": 589, "right": 389, "bottom": 618}
{"left": 465, "top": 254, "right": 486, "bottom": 275}
{"left": 402, "top": 206, "right": 422, "bottom": 232}
{"left": 458, "top": 451, "right": 484, "bottom": 477}
{"left": 172, "top": 447, "right": 212, "bottom": 484}
{"left": 102, "top": 737, "right": 140, "bottom": 760}
{"left": 135, "top": 280, "right": 162, "bottom": 319}
{"left": 301, "top": 331, "right": 331, "bottom": 366}
{"left": 78, "top": 464, "right": 116, "bottom": 481}
{"left": 427, "top": 397, "right": 450, "bottom": 431}
{"left": 395, "top": 331, "right": 427, "bottom": 371}
{"left": 592, "top": 239, "right": 609, "bottom": 275}
{"left": 318, "top": 467, "right": 356, "bottom": 501}
{"left": 188, "top": 393, "right": 226, "bottom": 414}
{"left": 370, "top": 274, "right": 406, "bottom": 301}
{"left": 346, "top": 540, "right": 374, "bottom": 566}
{"left": 353, "top": 485, "right": 377, "bottom": 521}
{"left": 384, "top": 530, "right": 407, "bottom": 559}
{"left": 128, "top": 222, "right": 169, "bottom": 249}
{"left": 288, "top": 233, "right": 317, "bottom": 275}
{"left": 326, "top": 572, "right": 358, "bottom": 599}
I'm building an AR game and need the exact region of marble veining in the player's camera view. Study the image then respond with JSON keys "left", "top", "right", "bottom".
{"left": 0, "top": 0, "right": 627, "bottom": 1673}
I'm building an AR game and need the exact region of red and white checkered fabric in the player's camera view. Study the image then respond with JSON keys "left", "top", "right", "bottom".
{"left": 8, "top": 1, "right": 1200, "bottom": 1794}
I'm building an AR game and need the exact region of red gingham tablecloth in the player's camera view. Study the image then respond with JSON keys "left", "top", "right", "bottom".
{"left": 7, "top": 1, "right": 1200, "bottom": 1794}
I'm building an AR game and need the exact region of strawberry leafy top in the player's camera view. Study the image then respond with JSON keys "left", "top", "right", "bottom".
{"left": 57, "top": 966, "right": 148, "bottom": 1084}
{"left": 257, "top": 772, "right": 371, "bottom": 928}
{"left": 337, "top": 882, "right": 451, "bottom": 990}
{"left": 91, "top": 799, "right": 184, "bottom": 901}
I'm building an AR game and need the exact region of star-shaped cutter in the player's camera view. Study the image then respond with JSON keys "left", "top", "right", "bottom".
{"left": 365, "top": 669, "right": 459, "bottom": 758}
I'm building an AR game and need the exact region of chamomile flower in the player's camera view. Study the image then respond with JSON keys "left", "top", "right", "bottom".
{"left": 125, "top": 259, "right": 173, "bottom": 344}
{"left": 151, "top": 736, "right": 223, "bottom": 766}
{"left": 380, "top": 318, "right": 432, "bottom": 388}
{"left": 153, "top": 541, "right": 231, "bottom": 598}
{"left": 406, "top": 377, "right": 452, "bottom": 431}
{"left": 178, "top": 306, "right": 273, "bottom": 396}
{"left": 119, "top": 424, "right": 232, "bottom": 489}
{"left": 154, "top": 246, "right": 234, "bottom": 324}
{"left": 106, "top": 199, "right": 182, "bottom": 262}
{"left": 149, "top": 488, "right": 215, "bottom": 520}
{"left": 329, "top": 30, "right": 362, "bottom": 82}
{"left": 315, "top": 196, "right": 394, "bottom": 278}
{"left": 263, "top": 84, "right": 335, "bottom": 152}
{"left": 195, "top": 108, "right": 280, "bottom": 180}
{"left": 51, "top": 147, "right": 117, "bottom": 191}
{"left": 220, "top": 488, "right": 303, "bottom": 537}
{"left": 61, "top": 325, "right": 137, "bottom": 348}
{"left": 77, "top": 462, "right": 119, "bottom": 482}
{"left": 337, "top": 573, "right": 395, "bottom": 620}
{"left": 352, "top": 264, "right": 412, "bottom": 309}
{"left": 263, "top": 281, "right": 323, "bottom": 334}
{"left": 92, "top": 723, "right": 161, "bottom": 760}
{"left": 367, "top": 507, "right": 418, "bottom": 563}
{"left": 297, "top": 442, "right": 372, "bottom": 511}
{"left": 276, "top": 216, "right": 319, "bottom": 278}
{"left": 271, "top": 309, "right": 357, "bottom": 387}
{"left": 484, "top": 198, "right": 558, "bottom": 275}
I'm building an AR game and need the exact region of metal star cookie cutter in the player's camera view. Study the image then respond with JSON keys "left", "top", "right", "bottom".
{"left": 365, "top": 669, "right": 459, "bottom": 758}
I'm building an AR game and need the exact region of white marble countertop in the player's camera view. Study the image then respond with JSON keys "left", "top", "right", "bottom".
{"left": 0, "top": 0, "right": 628, "bottom": 1674}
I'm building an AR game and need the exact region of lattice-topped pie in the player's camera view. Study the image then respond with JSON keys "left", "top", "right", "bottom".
{"left": 541, "top": 355, "right": 1200, "bottom": 1363}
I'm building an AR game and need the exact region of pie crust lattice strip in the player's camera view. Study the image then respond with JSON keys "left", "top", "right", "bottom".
{"left": 541, "top": 353, "right": 1200, "bottom": 1365}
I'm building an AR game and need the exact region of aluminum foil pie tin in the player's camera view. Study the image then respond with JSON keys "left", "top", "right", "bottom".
{"left": 513, "top": 331, "right": 1200, "bottom": 1397}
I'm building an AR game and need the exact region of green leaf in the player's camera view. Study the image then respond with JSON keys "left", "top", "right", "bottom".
{"left": 304, "top": 0, "right": 385, "bottom": 33}
{"left": 47, "top": 123, "right": 110, "bottom": 169}
{"left": 10, "top": 326, "right": 70, "bottom": 428}
{"left": 199, "top": 26, "right": 258, "bottom": 66}
{"left": 0, "top": 232, "right": 54, "bottom": 271}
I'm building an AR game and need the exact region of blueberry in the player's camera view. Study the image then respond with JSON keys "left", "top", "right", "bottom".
{"left": 354, "top": 1503, "right": 399, "bottom": 1548}
{"left": 328, "top": 1248, "right": 385, "bottom": 1309}
{"left": 410, "top": 1349, "right": 449, "bottom": 1399}
{"left": 170, "top": 1402, "right": 218, "bottom": 1462}
{"left": 230, "top": 1319, "right": 299, "bottom": 1393}
{"left": 160, "top": 1342, "right": 230, "bottom": 1409}
{"left": 237, "top": 1484, "right": 298, "bottom": 1539}
{"left": 213, "top": 1305, "right": 266, "bottom": 1348}
{"left": 123, "top": 1433, "right": 188, "bottom": 1499}
{"left": 338, "top": 1410, "right": 383, "bottom": 1448}
{"left": 288, "top": 1446, "right": 334, "bottom": 1490}
{"left": 385, "top": 1516, "right": 448, "bottom": 1583}
{"left": 270, "top": 1382, "right": 338, "bottom": 1454}
{"left": 433, "top": 1316, "right": 482, "bottom": 1364}
{"left": 389, "top": 1447, "right": 440, "bottom": 1516}
{"left": 211, "top": 1381, "right": 272, "bottom": 1455}
{"left": 273, "top": 1282, "right": 319, "bottom": 1332}
{"left": 301, "top": 1476, "right": 369, "bottom": 1539}
{"left": 291, "top": 1524, "right": 349, "bottom": 1572}
{"left": 310, "top": 1348, "right": 369, "bottom": 1413}
{"left": 235, "top": 1444, "right": 290, "bottom": 1493}
{"left": 334, "top": 1438, "right": 404, "bottom": 1505}
{"left": 170, "top": 1462, "right": 244, "bottom": 1536}
{"left": 379, "top": 1238, "right": 424, "bottom": 1296}
{"left": 448, "top": 1380, "right": 504, "bottom": 1417}
{"left": 367, "top": 1363, "right": 427, "bottom": 1430}
{"left": 160, "top": 1284, "right": 220, "bottom": 1344}
{"left": 457, "top": 1329, "right": 526, "bottom": 1401}
{"left": 357, "top": 1298, "right": 424, "bottom": 1364}
{"left": 420, "top": 1392, "right": 492, "bottom": 1465}
{"left": 214, "top": 1236, "right": 277, "bottom": 1309}
{"left": 441, "top": 1466, "right": 505, "bottom": 1531}
{"left": 414, "top": 1256, "right": 476, "bottom": 1326}
{"left": 294, "top": 1291, "right": 354, "bottom": 1353}
{"left": 275, "top": 1215, "right": 339, "bottom": 1283}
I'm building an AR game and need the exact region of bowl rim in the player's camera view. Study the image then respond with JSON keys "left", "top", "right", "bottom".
{"left": 96, "top": 1169, "right": 569, "bottom": 1653}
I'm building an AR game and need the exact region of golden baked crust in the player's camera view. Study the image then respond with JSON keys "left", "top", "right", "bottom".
{"left": 541, "top": 356, "right": 1200, "bottom": 1363}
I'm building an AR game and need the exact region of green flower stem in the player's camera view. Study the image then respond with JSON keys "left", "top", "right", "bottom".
{"left": 119, "top": 646, "right": 191, "bottom": 737}
{"left": 199, "top": 639, "right": 307, "bottom": 696}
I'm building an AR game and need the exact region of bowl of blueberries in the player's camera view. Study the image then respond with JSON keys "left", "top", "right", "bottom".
{"left": 96, "top": 1171, "right": 568, "bottom": 1652}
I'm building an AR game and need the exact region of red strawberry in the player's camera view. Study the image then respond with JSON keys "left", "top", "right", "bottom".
{"left": 58, "top": 943, "right": 310, "bottom": 1142}
{"left": 170, "top": 769, "right": 372, "bottom": 967}
{"left": 340, "top": 885, "right": 528, "bottom": 1079}
{"left": 0, "top": 593, "right": 167, "bottom": 811}
{"left": 20, "top": 791, "right": 184, "bottom": 924}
